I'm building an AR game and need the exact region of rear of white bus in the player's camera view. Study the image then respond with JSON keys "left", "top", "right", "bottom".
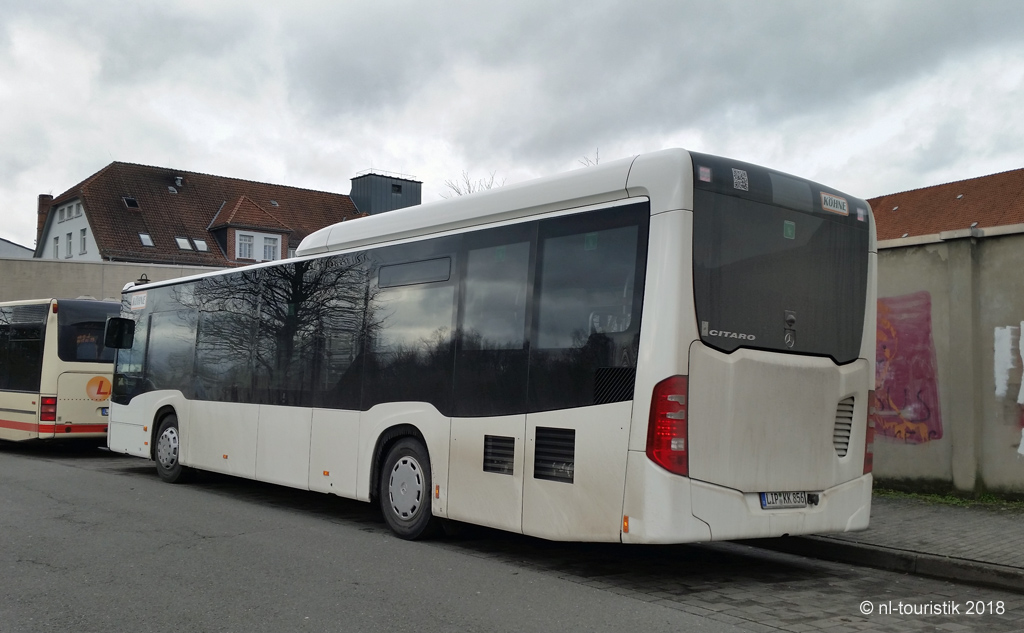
{"left": 622, "top": 152, "right": 876, "bottom": 543}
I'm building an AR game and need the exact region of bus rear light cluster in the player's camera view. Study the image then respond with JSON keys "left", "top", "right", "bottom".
{"left": 40, "top": 397, "right": 57, "bottom": 422}
{"left": 864, "top": 390, "right": 875, "bottom": 475}
{"left": 646, "top": 375, "right": 689, "bottom": 476}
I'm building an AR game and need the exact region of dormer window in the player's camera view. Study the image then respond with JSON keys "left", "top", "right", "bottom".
{"left": 123, "top": 197, "right": 140, "bottom": 209}
{"left": 168, "top": 186, "right": 178, "bottom": 194}
{"left": 175, "top": 237, "right": 192, "bottom": 250}
{"left": 269, "top": 200, "right": 279, "bottom": 206}
{"left": 139, "top": 233, "right": 154, "bottom": 247}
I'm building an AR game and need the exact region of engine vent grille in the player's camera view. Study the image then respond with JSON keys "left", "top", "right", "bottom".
{"left": 534, "top": 427, "right": 575, "bottom": 483}
{"left": 594, "top": 367, "right": 636, "bottom": 405}
{"left": 483, "top": 435, "right": 515, "bottom": 475}
{"left": 834, "top": 397, "right": 855, "bottom": 457}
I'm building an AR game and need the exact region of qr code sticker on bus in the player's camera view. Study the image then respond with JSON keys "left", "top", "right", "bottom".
{"left": 732, "top": 168, "right": 749, "bottom": 191}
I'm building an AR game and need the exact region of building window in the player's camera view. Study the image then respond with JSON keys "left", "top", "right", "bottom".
{"left": 75, "top": 203, "right": 82, "bottom": 217}
{"left": 168, "top": 186, "right": 177, "bottom": 194}
{"left": 175, "top": 237, "right": 192, "bottom": 250}
{"left": 139, "top": 233, "right": 154, "bottom": 247}
{"left": 80, "top": 228, "right": 87, "bottom": 254}
{"left": 53, "top": 237, "right": 59, "bottom": 259}
{"left": 193, "top": 239, "right": 209, "bottom": 252}
{"left": 66, "top": 233, "right": 72, "bottom": 258}
{"left": 238, "top": 234, "right": 254, "bottom": 259}
{"left": 287, "top": 248, "right": 296, "bottom": 258}
{"left": 392, "top": 184, "right": 402, "bottom": 194}
{"left": 123, "top": 197, "right": 139, "bottom": 209}
{"left": 263, "top": 237, "right": 279, "bottom": 261}
{"left": 58, "top": 208, "right": 65, "bottom": 222}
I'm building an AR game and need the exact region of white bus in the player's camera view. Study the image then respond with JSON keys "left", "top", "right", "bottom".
{"left": 105, "top": 149, "right": 876, "bottom": 542}
{"left": 0, "top": 298, "right": 120, "bottom": 442}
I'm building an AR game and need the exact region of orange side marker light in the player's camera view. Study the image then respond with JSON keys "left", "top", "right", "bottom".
{"left": 435, "top": 485, "right": 440, "bottom": 499}
{"left": 622, "top": 515, "right": 629, "bottom": 534}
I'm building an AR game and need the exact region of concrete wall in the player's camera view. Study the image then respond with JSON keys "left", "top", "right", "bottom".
{"left": 0, "top": 257, "right": 220, "bottom": 303}
{"left": 875, "top": 225, "right": 1024, "bottom": 494}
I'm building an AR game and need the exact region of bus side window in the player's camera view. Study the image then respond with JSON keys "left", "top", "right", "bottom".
{"left": 453, "top": 238, "right": 531, "bottom": 417}
{"left": 529, "top": 207, "right": 647, "bottom": 412}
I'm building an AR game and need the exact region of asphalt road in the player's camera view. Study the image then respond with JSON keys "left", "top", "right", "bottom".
{"left": 1, "top": 442, "right": 1021, "bottom": 633}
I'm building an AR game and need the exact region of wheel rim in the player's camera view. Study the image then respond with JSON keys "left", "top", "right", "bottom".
{"left": 388, "top": 456, "right": 424, "bottom": 520}
{"left": 156, "top": 426, "right": 179, "bottom": 470}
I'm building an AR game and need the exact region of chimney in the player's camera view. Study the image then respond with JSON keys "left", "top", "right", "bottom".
{"left": 36, "top": 194, "right": 53, "bottom": 248}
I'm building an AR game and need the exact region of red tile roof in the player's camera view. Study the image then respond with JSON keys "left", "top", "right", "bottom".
{"left": 37, "top": 161, "right": 362, "bottom": 265}
{"left": 869, "top": 168, "right": 1024, "bottom": 241}
{"left": 209, "top": 195, "right": 293, "bottom": 233}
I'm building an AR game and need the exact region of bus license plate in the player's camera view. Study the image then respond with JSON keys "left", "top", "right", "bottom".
{"left": 760, "top": 491, "right": 807, "bottom": 509}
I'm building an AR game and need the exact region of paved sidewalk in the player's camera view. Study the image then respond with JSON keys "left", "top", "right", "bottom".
{"left": 746, "top": 495, "right": 1024, "bottom": 593}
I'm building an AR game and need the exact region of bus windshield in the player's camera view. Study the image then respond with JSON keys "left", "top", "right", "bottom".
{"left": 57, "top": 300, "right": 121, "bottom": 363}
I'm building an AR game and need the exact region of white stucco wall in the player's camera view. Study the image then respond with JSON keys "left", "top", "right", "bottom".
{"left": 38, "top": 198, "right": 102, "bottom": 262}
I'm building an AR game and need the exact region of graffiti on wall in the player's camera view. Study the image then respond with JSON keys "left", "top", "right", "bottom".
{"left": 993, "top": 322, "right": 1024, "bottom": 457}
{"left": 874, "top": 291, "right": 943, "bottom": 443}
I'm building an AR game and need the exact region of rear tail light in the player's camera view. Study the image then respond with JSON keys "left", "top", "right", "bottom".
{"left": 40, "top": 396, "right": 57, "bottom": 422}
{"left": 646, "top": 375, "right": 689, "bottom": 476}
{"left": 864, "top": 390, "right": 875, "bottom": 474}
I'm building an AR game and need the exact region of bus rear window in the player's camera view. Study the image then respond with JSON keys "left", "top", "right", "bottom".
{"left": 57, "top": 300, "right": 121, "bottom": 363}
{"left": 692, "top": 189, "right": 869, "bottom": 364}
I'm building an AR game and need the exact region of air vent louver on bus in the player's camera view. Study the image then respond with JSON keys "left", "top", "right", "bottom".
{"left": 483, "top": 435, "right": 515, "bottom": 475}
{"left": 594, "top": 367, "right": 636, "bottom": 405}
{"left": 833, "top": 397, "right": 855, "bottom": 457}
{"left": 534, "top": 427, "right": 575, "bottom": 483}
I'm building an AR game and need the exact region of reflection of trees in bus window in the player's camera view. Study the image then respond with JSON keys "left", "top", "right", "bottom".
{"left": 113, "top": 314, "right": 151, "bottom": 404}
{"left": 462, "top": 242, "right": 529, "bottom": 350}
{"left": 453, "top": 237, "right": 531, "bottom": 417}
{"left": 145, "top": 309, "right": 197, "bottom": 396}
{"left": 372, "top": 285, "right": 455, "bottom": 353}
{"left": 363, "top": 240, "right": 458, "bottom": 413}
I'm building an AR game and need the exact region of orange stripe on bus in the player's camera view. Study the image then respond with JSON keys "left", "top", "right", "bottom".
{"left": 0, "top": 418, "right": 40, "bottom": 432}
{"left": 0, "top": 419, "right": 107, "bottom": 434}
{"left": 38, "top": 424, "right": 108, "bottom": 434}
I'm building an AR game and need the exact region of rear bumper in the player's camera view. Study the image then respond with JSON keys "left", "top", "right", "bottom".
{"left": 621, "top": 450, "right": 871, "bottom": 543}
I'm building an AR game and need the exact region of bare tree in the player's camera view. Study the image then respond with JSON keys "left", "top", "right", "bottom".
{"left": 579, "top": 148, "right": 600, "bottom": 167}
{"left": 440, "top": 170, "right": 506, "bottom": 198}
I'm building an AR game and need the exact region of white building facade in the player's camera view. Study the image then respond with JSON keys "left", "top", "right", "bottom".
{"left": 38, "top": 198, "right": 101, "bottom": 262}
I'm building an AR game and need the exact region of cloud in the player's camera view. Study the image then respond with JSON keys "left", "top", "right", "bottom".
{"left": 1, "top": 0, "right": 1024, "bottom": 247}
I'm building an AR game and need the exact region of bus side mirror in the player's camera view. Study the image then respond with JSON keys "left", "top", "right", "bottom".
{"left": 104, "top": 317, "right": 135, "bottom": 349}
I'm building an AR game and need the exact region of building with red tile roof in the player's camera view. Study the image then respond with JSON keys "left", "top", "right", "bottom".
{"left": 33, "top": 162, "right": 375, "bottom": 266}
{"left": 869, "top": 168, "right": 1024, "bottom": 241}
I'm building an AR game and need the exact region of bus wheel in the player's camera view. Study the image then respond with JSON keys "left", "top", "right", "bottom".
{"left": 379, "top": 438, "right": 439, "bottom": 540}
{"left": 155, "top": 415, "right": 191, "bottom": 483}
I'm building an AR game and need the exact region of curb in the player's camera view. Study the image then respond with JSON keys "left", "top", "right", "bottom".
{"left": 741, "top": 535, "right": 1024, "bottom": 595}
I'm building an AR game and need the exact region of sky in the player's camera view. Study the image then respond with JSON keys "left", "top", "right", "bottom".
{"left": 2, "top": 0, "right": 1023, "bottom": 249}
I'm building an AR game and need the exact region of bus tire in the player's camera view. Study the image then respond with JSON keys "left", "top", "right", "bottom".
{"left": 379, "top": 438, "right": 439, "bottom": 540}
{"left": 154, "top": 414, "right": 191, "bottom": 484}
